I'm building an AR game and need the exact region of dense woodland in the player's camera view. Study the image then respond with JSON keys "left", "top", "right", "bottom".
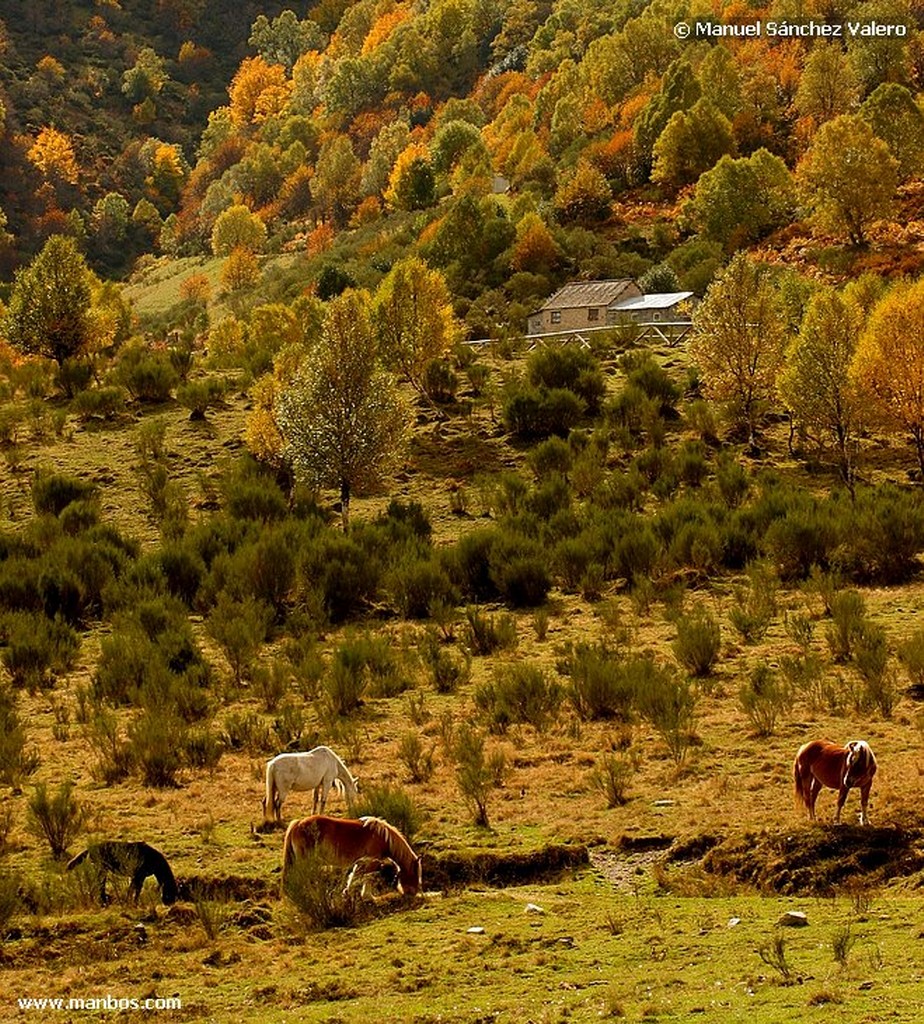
{"left": 3, "top": 2, "right": 924, "bottom": 1022}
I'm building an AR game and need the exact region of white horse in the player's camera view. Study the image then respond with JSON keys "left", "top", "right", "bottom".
{"left": 262, "top": 746, "right": 359, "bottom": 824}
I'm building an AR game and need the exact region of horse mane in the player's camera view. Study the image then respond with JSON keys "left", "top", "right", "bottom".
{"left": 359, "top": 817, "right": 417, "bottom": 878}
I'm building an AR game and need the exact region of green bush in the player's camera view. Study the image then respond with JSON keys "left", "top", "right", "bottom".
{"left": 528, "top": 345, "right": 606, "bottom": 415}
{"left": 739, "top": 664, "right": 791, "bottom": 737}
{"left": 634, "top": 661, "right": 698, "bottom": 764}
{"left": 282, "top": 849, "right": 363, "bottom": 929}
{"left": 475, "top": 662, "right": 563, "bottom": 733}
{"left": 899, "top": 628, "right": 924, "bottom": 689}
{"left": 353, "top": 782, "right": 423, "bottom": 841}
{"left": 463, "top": 607, "right": 517, "bottom": 656}
{"left": 158, "top": 542, "right": 205, "bottom": 606}
{"left": 397, "top": 731, "right": 436, "bottom": 783}
{"left": 0, "top": 687, "right": 40, "bottom": 789}
{"left": 113, "top": 341, "right": 179, "bottom": 402}
{"left": 728, "top": 562, "right": 778, "bottom": 642}
{"left": 221, "top": 709, "right": 273, "bottom": 753}
{"left": 177, "top": 378, "right": 225, "bottom": 420}
{"left": 836, "top": 485, "right": 924, "bottom": 585}
{"left": 591, "top": 751, "right": 635, "bottom": 808}
{"left": 564, "top": 643, "right": 638, "bottom": 721}
{"left": 26, "top": 781, "right": 87, "bottom": 859}
{"left": 419, "top": 630, "right": 470, "bottom": 693}
{"left": 2, "top": 612, "right": 80, "bottom": 691}
{"left": 31, "top": 471, "right": 97, "bottom": 517}
{"left": 672, "top": 607, "right": 721, "bottom": 678}
{"left": 128, "top": 709, "right": 185, "bottom": 787}
{"left": 207, "top": 593, "right": 272, "bottom": 684}
{"left": 71, "top": 386, "right": 126, "bottom": 422}
{"left": 452, "top": 723, "right": 492, "bottom": 827}
{"left": 82, "top": 707, "right": 134, "bottom": 784}
{"left": 528, "top": 437, "right": 573, "bottom": 479}
{"left": 826, "top": 590, "right": 867, "bottom": 663}
{"left": 388, "top": 557, "right": 457, "bottom": 619}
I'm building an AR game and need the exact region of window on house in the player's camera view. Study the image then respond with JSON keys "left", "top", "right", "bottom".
{"left": 653, "top": 312, "right": 661, "bottom": 321}
{"left": 588, "top": 308, "right": 599, "bottom": 322}
{"left": 550, "top": 310, "right": 561, "bottom": 324}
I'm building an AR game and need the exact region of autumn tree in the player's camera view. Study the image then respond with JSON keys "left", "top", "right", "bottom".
{"left": 6, "top": 235, "right": 93, "bottom": 367}
{"left": 27, "top": 127, "right": 79, "bottom": 185}
{"left": 794, "top": 41, "right": 859, "bottom": 126}
{"left": 210, "top": 204, "right": 267, "bottom": 256}
{"left": 371, "top": 257, "right": 460, "bottom": 400}
{"left": 690, "top": 253, "right": 786, "bottom": 445}
{"left": 779, "top": 288, "right": 864, "bottom": 489}
{"left": 221, "top": 246, "right": 259, "bottom": 293}
{"left": 385, "top": 144, "right": 436, "bottom": 210}
{"left": 553, "top": 159, "right": 611, "bottom": 225}
{"left": 652, "top": 100, "right": 734, "bottom": 189}
{"left": 310, "top": 135, "right": 361, "bottom": 226}
{"left": 796, "top": 114, "right": 898, "bottom": 247}
{"left": 275, "top": 290, "right": 408, "bottom": 530}
{"left": 228, "top": 56, "right": 288, "bottom": 127}
{"left": 852, "top": 278, "right": 924, "bottom": 475}
{"left": 688, "top": 149, "right": 795, "bottom": 250}
{"left": 860, "top": 83, "right": 924, "bottom": 180}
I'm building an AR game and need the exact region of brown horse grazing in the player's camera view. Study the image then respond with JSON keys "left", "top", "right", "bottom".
{"left": 793, "top": 739, "right": 877, "bottom": 825}
{"left": 282, "top": 815, "right": 422, "bottom": 896}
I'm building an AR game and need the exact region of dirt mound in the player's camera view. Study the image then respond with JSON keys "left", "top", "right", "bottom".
{"left": 425, "top": 843, "right": 589, "bottom": 890}
{"left": 693, "top": 824, "right": 924, "bottom": 894}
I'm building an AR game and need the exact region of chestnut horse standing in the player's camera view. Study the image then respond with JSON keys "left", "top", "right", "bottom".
{"left": 281, "top": 815, "right": 422, "bottom": 896}
{"left": 793, "top": 739, "right": 877, "bottom": 825}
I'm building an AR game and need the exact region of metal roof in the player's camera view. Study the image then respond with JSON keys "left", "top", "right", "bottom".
{"left": 611, "top": 291, "right": 694, "bottom": 311}
{"left": 539, "top": 279, "right": 637, "bottom": 310}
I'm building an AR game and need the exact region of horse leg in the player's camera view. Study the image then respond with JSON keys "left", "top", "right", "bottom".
{"left": 130, "top": 868, "right": 146, "bottom": 902}
{"left": 859, "top": 782, "right": 872, "bottom": 825}
{"left": 319, "top": 781, "right": 328, "bottom": 814}
{"left": 312, "top": 785, "right": 320, "bottom": 815}
{"left": 835, "top": 786, "right": 849, "bottom": 824}
{"left": 807, "top": 777, "right": 822, "bottom": 821}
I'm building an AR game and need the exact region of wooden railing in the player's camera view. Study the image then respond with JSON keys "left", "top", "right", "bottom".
{"left": 463, "top": 321, "right": 693, "bottom": 350}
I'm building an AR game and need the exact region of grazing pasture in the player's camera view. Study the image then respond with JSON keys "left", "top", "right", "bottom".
{"left": 2, "top": 338, "right": 924, "bottom": 1023}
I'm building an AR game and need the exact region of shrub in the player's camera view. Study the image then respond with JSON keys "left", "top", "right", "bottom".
{"left": 184, "top": 724, "right": 224, "bottom": 772}
{"left": 836, "top": 485, "right": 924, "bottom": 585}
{"left": 397, "top": 731, "right": 436, "bottom": 784}
{"left": 826, "top": 590, "right": 867, "bottom": 662}
{"left": 503, "top": 385, "right": 585, "bottom": 439}
{"left": 207, "top": 593, "right": 272, "bottom": 684}
{"left": 32, "top": 471, "right": 97, "bottom": 517}
{"left": 128, "top": 709, "right": 185, "bottom": 787}
{"left": 715, "top": 451, "right": 749, "bottom": 507}
{"left": 444, "top": 529, "right": 498, "bottom": 602}
{"left": 528, "top": 437, "right": 573, "bottom": 479}
{"left": 591, "top": 751, "right": 635, "bottom": 808}
{"left": 899, "top": 628, "right": 924, "bottom": 689}
{"left": 564, "top": 643, "right": 638, "bottom": 721}
{"left": 739, "top": 664, "right": 791, "bottom": 736}
{"left": 307, "top": 534, "right": 382, "bottom": 623}
{"left": 221, "top": 709, "right": 273, "bottom": 753}
{"left": 423, "top": 358, "right": 458, "bottom": 403}
{"left": 634, "top": 661, "right": 698, "bottom": 763}
{"left": 282, "top": 849, "right": 363, "bottom": 929}
{"left": 83, "top": 707, "right": 134, "bottom": 784}
{"left": 528, "top": 345, "right": 606, "bottom": 414}
{"left": 0, "top": 687, "right": 40, "bottom": 789}
{"left": 419, "top": 630, "right": 471, "bottom": 693}
{"left": 672, "top": 607, "right": 721, "bottom": 678}
{"left": 353, "top": 782, "right": 422, "bottom": 841}
{"left": 463, "top": 607, "right": 517, "bottom": 656}
{"left": 26, "top": 781, "right": 87, "bottom": 859}
{"left": 252, "top": 659, "right": 290, "bottom": 712}
{"left": 113, "top": 341, "right": 179, "bottom": 402}
{"left": 491, "top": 553, "right": 551, "bottom": 609}
{"left": 177, "top": 378, "right": 225, "bottom": 420}
{"left": 0, "top": 871, "right": 20, "bottom": 930}
{"left": 728, "top": 562, "right": 778, "bottom": 643}
{"left": 158, "top": 542, "right": 205, "bottom": 606}
{"left": 452, "top": 723, "right": 492, "bottom": 827}
{"left": 71, "top": 386, "right": 126, "bottom": 422}
{"left": 388, "top": 558, "right": 457, "bottom": 619}
{"left": 221, "top": 468, "right": 288, "bottom": 523}
{"left": 2, "top": 612, "right": 80, "bottom": 691}
{"left": 475, "top": 662, "right": 563, "bottom": 733}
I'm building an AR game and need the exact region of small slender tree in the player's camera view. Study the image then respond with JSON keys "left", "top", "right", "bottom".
{"left": 276, "top": 289, "right": 408, "bottom": 530}
{"left": 690, "top": 254, "right": 786, "bottom": 446}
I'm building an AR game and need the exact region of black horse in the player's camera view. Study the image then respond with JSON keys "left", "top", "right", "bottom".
{"left": 66, "top": 841, "right": 178, "bottom": 905}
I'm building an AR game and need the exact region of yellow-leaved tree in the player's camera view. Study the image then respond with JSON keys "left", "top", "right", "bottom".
{"left": 27, "top": 127, "right": 79, "bottom": 185}
{"left": 851, "top": 278, "right": 924, "bottom": 474}
{"left": 690, "top": 253, "right": 786, "bottom": 447}
{"left": 371, "top": 256, "right": 461, "bottom": 401}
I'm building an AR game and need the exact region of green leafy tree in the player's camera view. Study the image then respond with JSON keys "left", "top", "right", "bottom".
{"left": 210, "top": 204, "right": 267, "bottom": 256}
{"left": 779, "top": 288, "right": 864, "bottom": 489}
{"left": 690, "top": 253, "right": 786, "bottom": 445}
{"left": 797, "top": 114, "right": 898, "bottom": 247}
{"left": 121, "top": 47, "right": 168, "bottom": 103}
{"left": 248, "top": 10, "right": 324, "bottom": 69}
{"left": 688, "top": 149, "right": 795, "bottom": 250}
{"left": 310, "top": 135, "right": 361, "bottom": 226}
{"left": 276, "top": 290, "right": 408, "bottom": 530}
{"left": 635, "top": 58, "right": 700, "bottom": 165}
{"left": 372, "top": 257, "right": 460, "bottom": 400}
{"left": 652, "top": 99, "right": 734, "bottom": 189}
{"left": 860, "top": 83, "right": 924, "bottom": 180}
{"left": 6, "top": 236, "right": 93, "bottom": 367}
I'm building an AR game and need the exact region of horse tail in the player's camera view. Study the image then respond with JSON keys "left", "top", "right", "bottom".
{"left": 264, "top": 760, "right": 278, "bottom": 823}
{"left": 793, "top": 748, "right": 806, "bottom": 810}
{"left": 66, "top": 848, "right": 89, "bottom": 872}
{"left": 281, "top": 819, "right": 298, "bottom": 890}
